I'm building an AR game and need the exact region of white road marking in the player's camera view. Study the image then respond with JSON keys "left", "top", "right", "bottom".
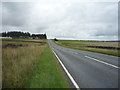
{"left": 52, "top": 50, "right": 80, "bottom": 90}
{"left": 85, "top": 56, "right": 119, "bottom": 69}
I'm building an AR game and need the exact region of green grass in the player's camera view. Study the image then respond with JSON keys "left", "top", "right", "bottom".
{"left": 2, "top": 44, "right": 47, "bottom": 88}
{"left": 2, "top": 41, "right": 46, "bottom": 45}
{"left": 2, "top": 39, "right": 70, "bottom": 88}
{"left": 54, "top": 40, "right": 119, "bottom": 57}
{"left": 61, "top": 42, "right": 88, "bottom": 47}
{"left": 2, "top": 38, "right": 47, "bottom": 45}
{"left": 28, "top": 46, "right": 70, "bottom": 88}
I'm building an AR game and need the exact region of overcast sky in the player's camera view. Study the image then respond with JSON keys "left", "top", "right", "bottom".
{"left": 2, "top": 0, "right": 118, "bottom": 40}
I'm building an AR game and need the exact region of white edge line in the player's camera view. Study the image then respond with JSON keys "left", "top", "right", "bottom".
{"left": 52, "top": 49, "right": 80, "bottom": 89}
{"left": 85, "top": 56, "right": 119, "bottom": 69}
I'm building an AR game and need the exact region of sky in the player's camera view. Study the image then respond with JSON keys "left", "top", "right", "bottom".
{"left": 1, "top": 0, "right": 119, "bottom": 40}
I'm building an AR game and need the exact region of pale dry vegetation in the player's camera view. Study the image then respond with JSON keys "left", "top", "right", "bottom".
{"left": 2, "top": 39, "right": 70, "bottom": 88}
{"left": 2, "top": 44, "right": 47, "bottom": 88}
{"left": 55, "top": 40, "right": 119, "bottom": 56}
{"left": 60, "top": 40, "right": 119, "bottom": 47}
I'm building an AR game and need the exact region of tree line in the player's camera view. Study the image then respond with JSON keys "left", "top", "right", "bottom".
{"left": 1, "top": 31, "right": 47, "bottom": 39}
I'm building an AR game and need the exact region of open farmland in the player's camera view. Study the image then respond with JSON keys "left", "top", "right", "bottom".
{"left": 54, "top": 40, "right": 119, "bottom": 56}
{"left": 2, "top": 39, "right": 70, "bottom": 88}
{"left": 58, "top": 40, "right": 119, "bottom": 47}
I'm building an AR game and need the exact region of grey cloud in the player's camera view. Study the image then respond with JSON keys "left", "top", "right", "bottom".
{"left": 66, "top": 2, "right": 117, "bottom": 23}
{"left": 36, "top": 26, "right": 48, "bottom": 31}
{"left": 94, "top": 30, "right": 118, "bottom": 36}
{"left": 118, "top": 2, "right": 120, "bottom": 37}
{"left": 0, "top": 3, "right": 2, "bottom": 31}
{"left": 2, "top": 2, "right": 31, "bottom": 26}
{"left": 91, "top": 23, "right": 117, "bottom": 36}
{"left": 2, "top": 1, "right": 118, "bottom": 40}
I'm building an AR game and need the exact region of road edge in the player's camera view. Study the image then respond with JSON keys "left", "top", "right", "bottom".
{"left": 51, "top": 49, "right": 80, "bottom": 90}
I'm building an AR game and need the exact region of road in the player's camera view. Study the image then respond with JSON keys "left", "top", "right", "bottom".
{"left": 48, "top": 40, "right": 119, "bottom": 88}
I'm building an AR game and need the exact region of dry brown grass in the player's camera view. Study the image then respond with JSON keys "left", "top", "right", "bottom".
{"left": 56, "top": 40, "right": 119, "bottom": 56}
{"left": 0, "top": 39, "right": 2, "bottom": 88}
{"left": 26, "top": 39, "right": 47, "bottom": 42}
{"left": 80, "top": 41, "right": 118, "bottom": 47}
{"left": 2, "top": 44, "right": 47, "bottom": 88}
{"left": 65, "top": 41, "right": 119, "bottom": 47}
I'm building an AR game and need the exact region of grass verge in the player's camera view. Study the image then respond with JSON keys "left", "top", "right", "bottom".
{"left": 28, "top": 46, "right": 70, "bottom": 88}
{"left": 54, "top": 40, "right": 119, "bottom": 57}
{"left": 2, "top": 39, "right": 70, "bottom": 88}
{"left": 2, "top": 44, "right": 47, "bottom": 88}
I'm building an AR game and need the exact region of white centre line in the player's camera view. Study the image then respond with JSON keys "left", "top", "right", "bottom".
{"left": 85, "top": 56, "right": 119, "bottom": 69}
{"left": 52, "top": 50, "right": 80, "bottom": 90}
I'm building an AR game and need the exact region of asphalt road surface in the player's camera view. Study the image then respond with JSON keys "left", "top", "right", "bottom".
{"left": 48, "top": 40, "right": 119, "bottom": 88}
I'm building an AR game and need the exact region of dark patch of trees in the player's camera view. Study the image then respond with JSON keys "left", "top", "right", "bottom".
{"left": 1, "top": 31, "right": 47, "bottom": 39}
{"left": 32, "top": 34, "right": 47, "bottom": 39}
{"left": 54, "top": 38, "right": 58, "bottom": 41}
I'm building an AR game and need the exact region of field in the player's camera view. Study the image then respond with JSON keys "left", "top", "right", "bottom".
{"left": 54, "top": 40, "right": 119, "bottom": 57}
{"left": 2, "top": 39, "right": 70, "bottom": 88}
